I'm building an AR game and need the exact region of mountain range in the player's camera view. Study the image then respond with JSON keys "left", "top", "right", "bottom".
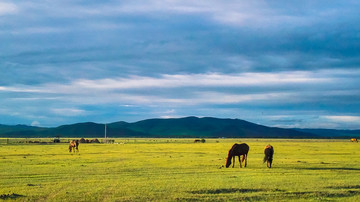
{"left": 0, "top": 117, "right": 359, "bottom": 138}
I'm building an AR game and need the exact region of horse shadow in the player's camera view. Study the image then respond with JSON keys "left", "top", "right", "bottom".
{"left": 190, "top": 188, "right": 265, "bottom": 194}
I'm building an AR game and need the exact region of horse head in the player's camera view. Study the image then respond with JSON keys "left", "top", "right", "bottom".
{"left": 225, "top": 157, "right": 232, "bottom": 168}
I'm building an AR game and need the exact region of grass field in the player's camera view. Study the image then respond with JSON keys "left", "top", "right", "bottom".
{"left": 1, "top": 138, "right": 360, "bottom": 201}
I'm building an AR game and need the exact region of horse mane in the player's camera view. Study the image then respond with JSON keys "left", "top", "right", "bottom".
{"left": 226, "top": 144, "right": 237, "bottom": 158}
{"left": 226, "top": 146, "right": 234, "bottom": 164}
{"left": 228, "top": 144, "right": 235, "bottom": 156}
{"left": 264, "top": 144, "right": 273, "bottom": 149}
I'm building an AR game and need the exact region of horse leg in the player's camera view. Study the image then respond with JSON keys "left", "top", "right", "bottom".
{"left": 238, "top": 156, "right": 242, "bottom": 168}
{"left": 232, "top": 156, "right": 235, "bottom": 168}
{"left": 244, "top": 154, "right": 247, "bottom": 167}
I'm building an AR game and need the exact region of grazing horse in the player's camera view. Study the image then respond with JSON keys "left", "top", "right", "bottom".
{"left": 225, "top": 143, "right": 249, "bottom": 168}
{"left": 263, "top": 145, "right": 274, "bottom": 168}
{"left": 69, "top": 140, "right": 77, "bottom": 152}
{"left": 351, "top": 138, "right": 358, "bottom": 142}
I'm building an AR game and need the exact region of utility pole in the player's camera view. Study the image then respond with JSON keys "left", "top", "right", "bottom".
{"left": 105, "top": 123, "right": 107, "bottom": 139}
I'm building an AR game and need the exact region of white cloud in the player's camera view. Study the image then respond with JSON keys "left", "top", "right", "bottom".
{"left": 0, "top": 69, "right": 354, "bottom": 108}
{"left": 0, "top": 2, "right": 18, "bottom": 15}
{"left": 160, "top": 116, "right": 176, "bottom": 119}
{"left": 159, "top": 109, "right": 180, "bottom": 119}
{"left": 164, "top": 109, "right": 176, "bottom": 114}
{"left": 8, "top": 1, "right": 317, "bottom": 28}
{"left": 11, "top": 26, "right": 68, "bottom": 35}
{"left": 322, "top": 116, "right": 360, "bottom": 123}
{"left": 0, "top": 86, "right": 44, "bottom": 93}
{"left": 1, "top": 71, "right": 330, "bottom": 94}
{"left": 67, "top": 71, "right": 330, "bottom": 91}
{"left": 191, "top": 91, "right": 294, "bottom": 105}
{"left": 31, "top": 120, "right": 40, "bottom": 126}
{"left": 51, "top": 108, "right": 87, "bottom": 117}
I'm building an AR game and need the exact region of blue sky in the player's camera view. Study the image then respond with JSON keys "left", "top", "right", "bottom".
{"left": 1, "top": 1, "right": 360, "bottom": 129}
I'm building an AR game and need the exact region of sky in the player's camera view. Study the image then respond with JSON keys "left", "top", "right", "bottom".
{"left": 0, "top": 1, "right": 360, "bottom": 129}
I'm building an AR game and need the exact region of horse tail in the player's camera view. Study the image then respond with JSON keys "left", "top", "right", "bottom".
{"left": 263, "top": 154, "right": 269, "bottom": 163}
{"left": 241, "top": 153, "right": 247, "bottom": 163}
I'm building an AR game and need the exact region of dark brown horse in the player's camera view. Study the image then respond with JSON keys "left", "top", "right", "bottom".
{"left": 225, "top": 143, "right": 249, "bottom": 168}
{"left": 263, "top": 145, "right": 274, "bottom": 168}
{"left": 75, "top": 140, "right": 79, "bottom": 151}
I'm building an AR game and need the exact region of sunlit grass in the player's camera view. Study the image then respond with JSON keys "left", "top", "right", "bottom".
{"left": 1, "top": 138, "right": 360, "bottom": 201}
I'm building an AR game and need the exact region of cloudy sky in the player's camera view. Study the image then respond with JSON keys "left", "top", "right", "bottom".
{"left": 1, "top": 1, "right": 360, "bottom": 129}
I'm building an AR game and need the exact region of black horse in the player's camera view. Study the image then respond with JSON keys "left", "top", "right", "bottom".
{"left": 75, "top": 140, "right": 79, "bottom": 152}
{"left": 225, "top": 143, "right": 249, "bottom": 168}
{"left": 263, "top": 145, "right": 274, "bottom": 168}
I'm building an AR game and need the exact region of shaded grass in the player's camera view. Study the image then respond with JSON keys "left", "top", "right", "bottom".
{"left": 0, "top": 193, "right": 25, "bottom": 200}
{"left": 189, "top": 188, "right": 266, "bottom": 194}
{"left": 327, "top": 185, "right": 360, "bottom": 189}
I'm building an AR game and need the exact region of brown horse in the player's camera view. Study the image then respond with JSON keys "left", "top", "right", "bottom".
{"left": 263, "top": 145, "right": 274, "bottom": 168}
{"left": 351, "top": 138, "right": 358, "bottom": 142}
{"left": 225, "top": 143, "right": 249, "bottom": 168}
{"left": 69, "top": 140, "right": 77, "bottom": 152}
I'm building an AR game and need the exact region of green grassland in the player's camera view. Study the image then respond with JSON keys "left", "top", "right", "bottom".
{"left": 1, "top": 138, "right": 360, "bottom": 201}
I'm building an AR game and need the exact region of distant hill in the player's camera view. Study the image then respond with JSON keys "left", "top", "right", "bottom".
{"left": 0, "top": 117, "right": 359, "bottom": 138}
{"left": 0, "top": 124, "right": 47, "bottom": 137}
{"left": 108, "top": 117, "right": 315, "bottom": 138}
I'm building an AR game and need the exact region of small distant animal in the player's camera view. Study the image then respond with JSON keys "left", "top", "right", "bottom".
{"left": 225, "top": 143, "right": 249, "bottom": 168}
{"left": 53, "top": 136, "right": 60, "bottom": 143}
{"left": 263, "top": 145, "right": 274, "bottom": 168}
{"left": 351, "top": 138, "right": 358, "bottom": 142}
{"left": 69, "top": 140, "right": 77, "bottom": 152}
{"left": 194, "top": 139, "right": 205, "bottom": 143}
